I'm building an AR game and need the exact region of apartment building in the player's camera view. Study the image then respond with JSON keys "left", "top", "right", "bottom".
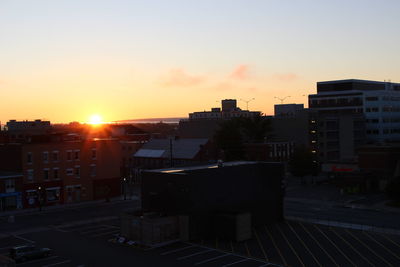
{"left": 309, "top": 79, "right": 400, "bottom": 162}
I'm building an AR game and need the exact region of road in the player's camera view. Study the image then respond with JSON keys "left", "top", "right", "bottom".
{"left": 0, "top": 199, "right": 139, "bottom": 235}
{"left": 285, "top": 198, "right": 400, "bottom": 230}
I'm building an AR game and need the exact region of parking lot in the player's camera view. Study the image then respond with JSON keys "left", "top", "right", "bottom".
{"left": 195, "top": 220, "right": 400, "bottom": 267}
{"left": 2, "top": 218, "right": 400, "bottom": 266}
{"left": 0, "top": 235, "right": 85, "bottom": 266}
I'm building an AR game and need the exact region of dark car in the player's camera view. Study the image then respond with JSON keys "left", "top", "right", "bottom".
{"left": 9, "top": 244, "right": 52, "bottom": 262}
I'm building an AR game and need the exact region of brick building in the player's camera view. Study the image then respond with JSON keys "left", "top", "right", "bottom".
{"left": 0, "top": 138, "right": 121, "bottom": 209}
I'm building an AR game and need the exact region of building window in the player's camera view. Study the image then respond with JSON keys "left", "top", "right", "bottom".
{"left": 91, "top": 149, "right": 96, "bottom": 160}
{"left": 43, "top": 169, "right": 49, "bottom": 180}
{"left": 90, "top": 164, "right": 96, "bottom": 177}
{"left": 27, "top": 169, "right": 34, "bottom": 182}
{"left": 46, "top": 188, "right": 60, "bottom": 202}
{"left": 366, "top": 96, "right": 378, "bottom": 101}
{"left": 74, "top": 150, "right": 80, "bottom": 160}
{"left": 53, "top": 168, "right": 59, "bottom": 180}
{"left": 66, "top": 150, "right": 72, "bottom": 161}
{"left": 75, "top": 166, "right": 80, "bottom": 178}
{"left": 27, "top": 152, "right": 32, "bottom": 164}
{"left": 43, "top": 151, "right": 49, "bottom": 163}
{"left": 5, "top": 179, "right": 15, "bottom": 193}
{"left": 53, "top": 151, "right": 59, "bottom": 162}
{"left": 66, "top": 168, "right": 73, "bottom": 176}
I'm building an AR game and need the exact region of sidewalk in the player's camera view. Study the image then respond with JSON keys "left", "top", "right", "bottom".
{"left": 0, "top": 195, "right": 139, "bottom": 218}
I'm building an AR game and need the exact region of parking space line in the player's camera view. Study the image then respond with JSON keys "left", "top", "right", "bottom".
{"left": 314, "top": 225, "right": 356, "bottom": 267}
{"left": 299, "top": 222, "right": 339, "bottom": 267}
{"left": 216, "top": 238, "right": 218, "bottom": 249}
{"left": 102, "top": 224, "right": 119, "bottom": 229}
{"left": 330, "top": 228, "right": 373, "bottom": 266}
{"left": 89, "top": 229, "right": 120, "bottom": 238}
{"left": 161, "top": 245, "right": 194, "bottom": 255}
{"left": 13, "top": 235, "right": 35, "bottom": 244}
{"left": 345, "top": 229, "right": 393, "bottom": 266}
{"left": 194, "top": 254, "right": 229, "bottom": 265}
{"left": 253, "top": 228, "right": 269, "bottom": 262}
{"left": 183, "top": 241, "right": 268, "bottom": 264}
{"left": 276, "top": 224, "right": 305, "bottom": 267}
{"left": 230, "top": 241, "right": 234, "bottom": 253}
{"left": 42, "top": 260, "right": 72, "bottom": 267}
{"left": 264, "top": 225, "right": 288, "bottom": 266}
{"left": 286, "top": 221, "right": 322, "bottom": 267}
{"left": 222, "top": 258, "right": 248, "bottom": 267}
{"left": 17, "top": 256, "right": 58, "bottom": 266}
{"left": 379, "top": 233, "right": 400, "bottom": 250}
{"left": 177, "top": 249, "right": 212, "bottom": 260}
{"left": 363, "top": 231, "right": 400, "bottom": 261}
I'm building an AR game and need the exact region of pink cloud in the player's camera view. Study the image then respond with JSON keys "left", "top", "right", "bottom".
{"left": 272, "top": 73, "right": 299, "bottom": 82}
{"left": 230, "top": 64, "right": 250, "bottom": 80}
{"left": 161, "top": 69, "right": 205, "bottom": 87}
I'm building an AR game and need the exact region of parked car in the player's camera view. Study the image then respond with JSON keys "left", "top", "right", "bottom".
{"left": 9, "top": 244, "right": 52, "bottom": 262}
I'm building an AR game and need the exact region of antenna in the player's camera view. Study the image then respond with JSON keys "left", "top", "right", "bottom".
{"left": 240, "top": 98, "right": 255, "bottom": 110}
{"left": 274, "top": 96, "right": 291, "bottom": 104}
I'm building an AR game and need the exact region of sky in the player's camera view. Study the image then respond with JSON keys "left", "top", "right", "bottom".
{"left": 1, "top": 0, "right": 400, "bottom": 123}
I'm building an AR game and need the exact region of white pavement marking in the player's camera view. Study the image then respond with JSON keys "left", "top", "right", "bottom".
{"left": 89, "top": 229, "right": 120, "bottom": 238}
{"left": 177, "top": 249, "right": 212, "bottom": 260}
{"left": 194, "top": 254, "right": 229, "bottom": 265}
{"left": 161, "top": 245, "right": 194, "bottom": 255}
{"left": 17, "top": 256, "right": 58, "bottom": 266}
{"left": 43, "top": 260, "right": 72, "bottom": 267}
{"left": 222, "top": 259, "right": 249, "bottom": 267}
{"left": 13, "top": 235, "right": 35, "bottom": 243}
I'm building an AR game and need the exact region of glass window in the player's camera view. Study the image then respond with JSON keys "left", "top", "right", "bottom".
{"left": 66, "top": 168, "right": 73, "bottom": 176}
{"left": 27, "top": 169, "right": 34, "bottom": 181}
{"left": 74, "top": 150, "right": 80, "bottom": 160}
{"left": 90, "top": 165, "right": 96, "bottom": 177}
{"left": 46, "top": 189, "right": 60, "bottom": 202}
{"left": 43, "top": 151, "right": 48, "bottom": 162}
{"left": 75, "top": 166, "right": 80, "bottom": 178}
{"left": 66, "top": 151, "right": 72, "bottom": 161}
{"left": 43, "top": 169, "right": 49, "bottom": 180}
{"left": 53, "top": 151, "right": 59, "bottom": 162}
{"left": 91, "top": 149, "right": 96, "bottom": 159}
{"left": 27, "top": 152, "right": 32, "bottom": 164}
{"left": 53, "top": 168, "right": 59, "bottom": 179}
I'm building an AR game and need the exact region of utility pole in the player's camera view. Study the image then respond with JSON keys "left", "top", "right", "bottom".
{"left": 240, "top": 98, "right": 255, "bottom": 110}
{"left": 274, "top": 96, "right": 291, "bottom": 104}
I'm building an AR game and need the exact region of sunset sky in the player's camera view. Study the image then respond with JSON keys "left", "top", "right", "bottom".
{"left": 1, "top": 0, "right": 400, "bottom": 123}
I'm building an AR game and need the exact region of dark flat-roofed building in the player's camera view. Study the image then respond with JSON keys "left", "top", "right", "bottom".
{"left": 140, "top": 161, "right": 284, "bottom": 240}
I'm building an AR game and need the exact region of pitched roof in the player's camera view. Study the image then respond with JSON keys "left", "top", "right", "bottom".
{"left": 134, "top": 138, "right": 209, "bottom": 159}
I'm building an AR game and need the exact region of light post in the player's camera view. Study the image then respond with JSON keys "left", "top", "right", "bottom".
{"left": 274, "top": 96, "right": 291, "bottom": 104}
{"left": 240, "top": 98, "right": 255, "bottom": 110}
{"left": 123, "top": 178, "right": 127, "bottom": 200}
{"left": 37, "top": 186, "right": 43, "bottom": 211}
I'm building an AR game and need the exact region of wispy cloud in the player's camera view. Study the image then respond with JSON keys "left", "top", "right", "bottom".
{"left": 161, "top": 68, "right": 205, "bottom": 87}
{"left": 229, "top": 64, "right": 250, "bottom": 80}
{"left": 272, "top": 72, "right": 299, "bottom": 82}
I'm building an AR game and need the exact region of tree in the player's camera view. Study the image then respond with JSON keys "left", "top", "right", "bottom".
{"left": 289, "top": 146, "right": 318, "bottom": 184}
{"left": 214, "top": 115, "right": 271, "bottom": 161}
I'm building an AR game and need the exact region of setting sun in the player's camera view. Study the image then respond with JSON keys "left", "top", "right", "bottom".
{"left": 88, "top": 114, "right": 103, "bottom": 125}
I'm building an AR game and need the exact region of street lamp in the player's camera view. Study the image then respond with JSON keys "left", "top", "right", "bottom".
{"left": 274, "top": 96, "right": 291, "bottom": 104}
{"left": 37, "top": 186, "right": 43, "bottom": 211}
{"left": 123, "top": 178, "right": 127, "bottom": 200}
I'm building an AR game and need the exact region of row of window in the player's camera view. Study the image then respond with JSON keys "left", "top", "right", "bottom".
{"left": 26, "top": 165, "right": 96, "bottom": 182}
{"left": 366, "top": 106, "right": 400, "bottom": 113}
{"left": 27, "top": 149, "right": 96, "bottom": 164}
{"left": 366, "top": 129, "right": 400, "bottom": 135}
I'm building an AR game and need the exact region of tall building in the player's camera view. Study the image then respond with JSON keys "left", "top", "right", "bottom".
{"left": 309, "top": 79, "right": 400, "bottom": 162}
